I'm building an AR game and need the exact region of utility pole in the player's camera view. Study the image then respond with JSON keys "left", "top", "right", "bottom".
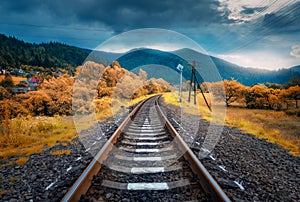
{"left": 188, "top": 61, "right": 197, "bottom": 104}
{"left": 176, "top": 64, "right": 184, "bottom": 103}
{"left": 187, "top": 61, "right": 212, "bottom": 111}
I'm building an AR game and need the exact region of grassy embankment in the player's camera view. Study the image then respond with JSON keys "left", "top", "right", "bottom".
{"left": 0, "top": 116, "right": 76, "bottom": 165}
{"left": 0, "top": 94, "right": 157, "bottom": 166}
{"left": 163, "top": 92, "right": 300, "bottom": 156}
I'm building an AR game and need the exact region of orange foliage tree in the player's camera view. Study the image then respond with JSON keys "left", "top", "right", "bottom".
{"left": 208, "top": 79, "right": 245, "bottom": 106}
{"left": 0, "top": 86, "right": 12, "bottom": 100}
{"left": 285, "top": 85, "right": 300, "bottom": 108}
{"left": 223, "top": 79, "right": 245, "bottom": 106}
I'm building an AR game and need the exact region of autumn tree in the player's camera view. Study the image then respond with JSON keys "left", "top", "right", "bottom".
{"left": 102, "top": 61, "right": 126, "bottom": 87}
{"left": 0, "top": 72, "right": 14, "bottom": 90}
{"left": 208, "top": 79, "right": 245, "bottom": 106}
{"left": 245, "top": 85, "right": 275, "bottom": 109}
{"left": 114, "top": 72, "right": 144, "bottom": 99}
{"left": 18, "top": 91, "right": 52, "bottom": 116}
{"left": 223, "top": 79, "right": 245, "bottom": 106}
{"left": 268, "top": 89, "right": 283, "bottom": 110}
{"left": 286, "top": 85, "right": 300, "bottom": 108}
{"left": 0, "top": 86, "right": 11, "bottom": 100}
{"left": 0, "top": 99, "right": 29, "bottom": 119}
{"left": 139, "top": 69, "right": 148, "bottom": 81}
{"left": 38, "top": 74, "right": 74, "bottom": 115}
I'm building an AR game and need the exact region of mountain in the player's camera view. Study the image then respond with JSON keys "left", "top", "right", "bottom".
{"left": 115, "top": 48, "right": 300, "bottom": 86}
{"left": 290, "top": 65, "right": 300, "bottom": 74}
{"left": 85, "top": 50, "right": 122, "bottom": 65}
{"left": 0, "top": 34, "right": 88, "bottom": 69}
{"left": 209, "top": 55, "right": 299, "bottom": 85}
{"left": 0, "top": 33, "right": 299, "bottom": 86}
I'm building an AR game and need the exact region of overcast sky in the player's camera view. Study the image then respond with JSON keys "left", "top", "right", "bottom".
{"left": 0, "top": 0, "right": 299, "bottom": 70}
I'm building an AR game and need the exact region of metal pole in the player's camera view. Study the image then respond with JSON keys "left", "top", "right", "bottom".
{"left": 188, "top": 69, "right": 193, "bottom": 103}
{"left": 193, "top": 67, "right": 197, "bottom": 105}
{"left": 176, "top": 64, "right": 184, "bottom": 103}
{"left": 179, "top": 69, "right": 182, "bottom": 103}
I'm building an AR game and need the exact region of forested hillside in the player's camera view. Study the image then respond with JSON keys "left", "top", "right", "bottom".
{"left": 1, "top": 34, "right": 299, "bottom": 86}
{"left": 0, "top": 34, "right": 88, "bottom": 69}
{"left": 117, "top": 48, "right": 300, "bottom": 86}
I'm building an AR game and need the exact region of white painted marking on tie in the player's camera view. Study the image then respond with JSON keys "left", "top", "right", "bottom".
{"left": 133, "top": 156, "right": 162, "bottom": 161}
{"left": 135, "top": 148, "right": 160, "bottom": 152}
{"left": 131, "top": 167, "right": 165, "bottom": 173}
{"left": 127, "top": 182, "right": 169, "bottom": 190}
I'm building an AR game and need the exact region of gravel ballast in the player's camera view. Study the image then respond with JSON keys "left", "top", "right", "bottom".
{"left": 0, "top": 99, "right": 299, "bottom": 201}
{"left": 160, "top": 97, "right": 300, "bottom": 202}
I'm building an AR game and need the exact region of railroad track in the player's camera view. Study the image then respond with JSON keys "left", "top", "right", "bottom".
{"left": 62, "top": 96, "right": 230, "bottom": 202}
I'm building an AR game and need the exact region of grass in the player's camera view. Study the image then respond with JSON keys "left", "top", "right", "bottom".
{"left": 94, "top": 93, "right": 159, "bottom": 122}
{"left": 50, "top": 149, "right": 71, "bottom": 156}
{"left": 15, "top": 157, "right": 28, "bottom": 166}
{"left": 127, "top": 94, "right": 159, "bottom": 106}
{"left": 0, "top": 115, "right": 77, "bottom": 164}
{"left": 0, "top": 93, "right": 160, "bottom": 166}
{"left": 163, "top": 91, "right": 300, "bottom": 156}
{"left": 225, "top": 107, "right": 300, "bottom": 156}
{"left": 0, "top": 75, "right": 27, "bottom": 85}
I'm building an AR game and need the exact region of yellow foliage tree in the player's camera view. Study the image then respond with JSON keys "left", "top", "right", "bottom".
{"left": 286, "top": 85, "right": 300, "bottom": 108}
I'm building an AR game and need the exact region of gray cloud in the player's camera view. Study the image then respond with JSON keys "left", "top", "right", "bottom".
{"left": 0, "top": 0, "right": 299, "bottom": 70}
{"left": 0, "top": 0, "right": 228, "bottom": 33}
{"left": 291, "top": 45, "right": 300, "bottom": 58}
{"left": 261, "top": 2, "right": 300, "bottom": 33}
{"left": 240, "top": 6, "right": 267, "bottom": 15}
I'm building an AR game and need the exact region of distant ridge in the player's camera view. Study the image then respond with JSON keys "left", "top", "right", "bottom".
{"left": 290, "top": 65, "right": 300, "bottom": 74}
{"left": 116, "top": 48, "right": 300, "bottom": 86}
{"left": 0, "top": 33, "right": 299, "bottom": 85}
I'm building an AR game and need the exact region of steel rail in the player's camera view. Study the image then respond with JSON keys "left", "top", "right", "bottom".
{"left": 155, "top": 96, "right": 230, "bottom": 202}
{"left": 62, "top": 95, "right": 231, "bottom": 202}
{"left": 61, "top": 96, "right": 153, "bottom": 202}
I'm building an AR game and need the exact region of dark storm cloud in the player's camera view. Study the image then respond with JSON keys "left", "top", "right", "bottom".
{"left": 0, "top": 0, "right": 228, "bottom": 33}
{"left": 72, "top": 0, "right": 226, "bottom": 31}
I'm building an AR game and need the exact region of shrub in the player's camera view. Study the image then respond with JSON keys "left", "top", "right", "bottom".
{"left": 285, "top": 109, "right": 300, "bottom": 117}
{"left": 0, "top": 86, "right": 12, "bottom": 100}
{"left": 0, "top": 99, "right": 29, "bottom": 119}
{"left": 18, "top": 91, "right": 53, "bottom": 116}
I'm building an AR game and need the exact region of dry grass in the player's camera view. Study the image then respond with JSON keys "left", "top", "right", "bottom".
{"left": 0, "top": 75, "right": 27, "bottom": 85}
{"left": 225, "top": 107, "right": 300, "bottom": 156}
{"left": 162, "top": 91, "right": 215, "bottom": 120}
{"left": 0, "top": 190, "right": 6, "bottom": 195}
{"left": 127, "top": 94, "right": 159, "bottom": 106}
{"left": 50, "top": 149, "right": 71, "bottom": 156}
{"left": 94, "top": 94, "right": 158, "bottom": 122}
{"left": 15, "top": 157, "right": 29, "bottom": 166}
{"left": 0, "top": 116, "right": 77, "bottom": 163}
{"left": 163, "top": 91, "right": 300, "bottom": 156}
{"left": 0, "top": 93, "right": 159, "bottom": 166}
